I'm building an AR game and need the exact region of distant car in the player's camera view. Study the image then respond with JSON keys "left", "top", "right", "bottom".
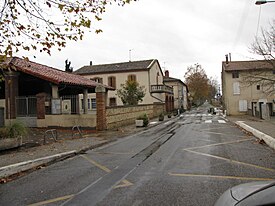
{"left": 215, "top": 181, "right": 275, "bottom": 206}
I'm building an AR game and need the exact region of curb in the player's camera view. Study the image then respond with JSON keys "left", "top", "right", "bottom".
{"left": 235, "top": 121, "right": 275, "bottom": 150}
{"left": 0, "top": 117, "right": 178, "bottom": 181}
{"left": 0, "top": 140, "right": 112, "bottom": 180}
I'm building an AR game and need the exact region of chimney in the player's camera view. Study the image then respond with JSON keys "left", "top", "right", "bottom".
{"left": 165, "top": 70, "right": 169, "bottom": 77}
{"left": 225, "top": 54, "right": 229, "bottom": 64}
{"left": 90, "top": 61, "right": 93, "bottom": 66}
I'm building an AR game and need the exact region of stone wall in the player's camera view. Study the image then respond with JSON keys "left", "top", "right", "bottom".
{"left": 106, "top": 103, "right": 164, "bottom": 129}
{"left": 38, "top": 114, "right": 97, "bottom": 128}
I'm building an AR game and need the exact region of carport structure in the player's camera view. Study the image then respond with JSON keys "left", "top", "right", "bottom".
{"left": 0, "top": 57, "right": 113, "bottom": 130}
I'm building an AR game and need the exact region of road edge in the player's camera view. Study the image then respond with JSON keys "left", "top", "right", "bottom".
{"left": 235, "top": 121, "right": 275, "bottom": 150}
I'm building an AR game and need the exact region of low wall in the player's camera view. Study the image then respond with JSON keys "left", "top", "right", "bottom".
{"left": 38, "top": 114, "right": 97, "bottom": 128}
{"left": 106, "top": 103, "right": 164, "bottom": 129}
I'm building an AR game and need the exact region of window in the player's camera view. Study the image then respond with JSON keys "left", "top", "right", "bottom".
{"left": 92, "top": 77, "right": 103, "bottom": 84}
{"left": 87, "top": 99, "right": 91, "bottom": 110}
{"left": 91, "top": 99, "right": 96, "bottom": 109}
{"left": 81, "top": 98, "right": 96, "bottom": 110}
{"left": 128, "top": 74, "right": 136, "bottom": 82}
{"left": 233, "top": 82, "right": 240, "bottom": 95}
{"left": 109, "top": 98, "right": 117, "bottom": 107}
{"left": 108, "top": 76, "right": 116, "bottom": 89}
{"left": 256, "top": 85, "right": 260, "bottom": 90}
{"left": 81, "top": 99, "right": 84, "bottom": 110}
{"left": 239, "top": 100, "right": 248, "bottom": 112}
{"left": 232, "top": 71, "right": 239, "bottom": 78}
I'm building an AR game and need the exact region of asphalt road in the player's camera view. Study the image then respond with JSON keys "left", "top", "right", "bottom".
{"left": 1, "top": 106, "right": 275, "bottom": 206}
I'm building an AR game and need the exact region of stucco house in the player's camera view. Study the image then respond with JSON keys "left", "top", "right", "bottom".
{"left": 0, "top": 57, "right": 113, "bottom": 130}
{"left": 163, "top": 70, "right": 188, "bottom": 111}
{"left": 74, "top": 59, "right": 174, "bottom": 112}
{"left": 222, "top": 59, "right": 275, "bottom": 118}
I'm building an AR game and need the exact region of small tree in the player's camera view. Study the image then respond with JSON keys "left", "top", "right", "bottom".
{"left": 117, "top": 80, "right": 145, "bottom": 105}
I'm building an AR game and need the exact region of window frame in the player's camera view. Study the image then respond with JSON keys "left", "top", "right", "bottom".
{"left": 128, "top": 74, "right": 137, "bottom": 82}
{"left": 108, "top": 76, "right": 116, "bottom": 89}
{"left": 232, "top": 71, "right": 239, "bottom": 79}
{"left": 233, "top": 82, "right": 240, "bottom": 95}
{"left": 92, "top": 77, "right": 103, "bottom": 84}
{"left": 109, "top": 97, "right": 117, "bottom": 107}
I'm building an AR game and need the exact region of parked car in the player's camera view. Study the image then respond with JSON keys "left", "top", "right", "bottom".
{"left": 215, "top": 181, "right": 275, "bottom": 206}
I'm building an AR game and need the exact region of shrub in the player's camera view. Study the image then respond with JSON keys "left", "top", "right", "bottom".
{"left": 0, "top": 128, "right": 9, "bottom": 139}
{"left": 6, "top": 121, "right": 28, "bottom": 138}
{"left": 137, "top": 113, "right": 149, "bottom": 127}
{"left": 159, "top": 113, "right": 164, "bottom": 121}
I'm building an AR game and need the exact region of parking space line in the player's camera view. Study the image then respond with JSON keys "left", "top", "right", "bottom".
{"left": 168, "top": 173, "right": 274, "bottom": 181}
{"left": 199, "top": 125, "right": 237, "bottom": 131}
{"left": 183, "top": 138, "right": 252, "bottom": 150}
{"left": 28, "top": 155, "right": 134, "bottom": 206}
{"left": 80, "top": 155, "right": 133, "bottom": 189}
{"left": 81, "top": 155, "right": 111, "bottom": 173}
{"left": 27, "top": 194, "right": 74, "bottom": 206}
{"left": 92, "top": 151, "right": 135, "bottom": 155}
{"left": 184, "top": 149, "right": 275, "bottom": 172}
{"left": 114, "top": 179, "right": 133, "bottom": 189}
{"left": 199, "top": 131, "right": 249, "bottom": 138}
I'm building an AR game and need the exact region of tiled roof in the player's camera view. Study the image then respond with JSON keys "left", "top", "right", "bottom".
{"left": 1, "top": 57, "right": 113, "bottom": 89}
{"left": 164, "top": 76, "right": 186, "bottom": 84}
{"left": 74, "top": 59, "right": 156, "bottom": 75}
{"left": 222, "top": 60, "right": 275, "bottom": 71}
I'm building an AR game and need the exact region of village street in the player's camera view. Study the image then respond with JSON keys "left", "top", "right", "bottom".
{"left": 0, "top": 106, "right": 275, "bottom": 206}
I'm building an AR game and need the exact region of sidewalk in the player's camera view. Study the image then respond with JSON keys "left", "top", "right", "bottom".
{"left": 0, "top": 117, "right": 167, "bottom": 182}
{"left": 227, "top": 115, "right": 275, "bottom": 150}
{"left": 1, "top": 114, "right": 274, "bottom": 182}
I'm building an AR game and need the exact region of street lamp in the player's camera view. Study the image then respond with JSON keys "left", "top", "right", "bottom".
{"left": 255, "top": 0, "right": 275, "bottom": 5}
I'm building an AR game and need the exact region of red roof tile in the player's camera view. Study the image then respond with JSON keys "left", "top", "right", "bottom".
{"left": 1, "top": 57, "right": 113, "bottom": 90}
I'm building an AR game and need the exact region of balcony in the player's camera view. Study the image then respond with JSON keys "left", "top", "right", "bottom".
{"left": 151, "top": 85, "right": 173, "bottom": 94}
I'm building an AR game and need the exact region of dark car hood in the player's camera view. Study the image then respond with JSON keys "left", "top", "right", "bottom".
{"left": 231, "top": 181, "right": 274, "bottom": 201}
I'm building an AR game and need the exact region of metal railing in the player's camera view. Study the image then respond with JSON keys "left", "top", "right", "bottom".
{"left": 151, "top": 85, "right": 173, "bottom": 94}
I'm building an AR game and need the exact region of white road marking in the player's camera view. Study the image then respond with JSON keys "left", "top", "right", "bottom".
{"left": 205, "top": 120, "right": 212, "bottom": 123}
{"left": 218, "top": 120, "right": 226, "bottom": 124}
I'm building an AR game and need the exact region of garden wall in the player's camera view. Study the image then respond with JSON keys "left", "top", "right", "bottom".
{"left": 106, "top": 103, "right": 164, "bottom": 129}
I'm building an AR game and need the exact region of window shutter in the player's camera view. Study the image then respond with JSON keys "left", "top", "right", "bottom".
{"left": 113, "top": 77, "right": 116, "bottom": 89}
{"left": 239, "top": 100, "right": 247, "bottom": 112}
{"left": 108, "top": 77, "right": 111, "bottom": 86}
{"left": 233, "top": 82, "right": 240, "bottom": 94}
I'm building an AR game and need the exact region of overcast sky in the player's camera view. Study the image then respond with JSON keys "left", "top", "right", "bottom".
{"left": 19, "top": 0, "right": 275, "bottom": 84}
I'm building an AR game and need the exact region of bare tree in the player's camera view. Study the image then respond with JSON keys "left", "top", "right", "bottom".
{"left": 0, "top": 0, "right": 136, "bottom": 60}
{"left": 243, "top": 19, "right": 275, "bottom": 95}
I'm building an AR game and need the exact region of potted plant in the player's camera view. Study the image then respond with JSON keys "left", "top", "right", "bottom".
{"left": 135, "top": 113, "right": 149, "bottom": 127}
{"left": 159, "top": 112, "right": 164, "bottom": 121}
{"left": 0, "top": 121, "right": 28, "bottom": 151}
{"left": 167, "top": 113, "right": 172, "bottom": 118}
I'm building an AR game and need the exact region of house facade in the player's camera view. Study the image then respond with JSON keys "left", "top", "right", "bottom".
{"left": 75, "top": 59, "right": 174, "bottom": 112}
{"left": 0, "top": 57, "right": 113, "bottom": 130}
{"left": 222, "top": 59, "right": 275, "bottom": 118}
{"left": 163, "top": 70, "right": 188, "bottom": 111}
